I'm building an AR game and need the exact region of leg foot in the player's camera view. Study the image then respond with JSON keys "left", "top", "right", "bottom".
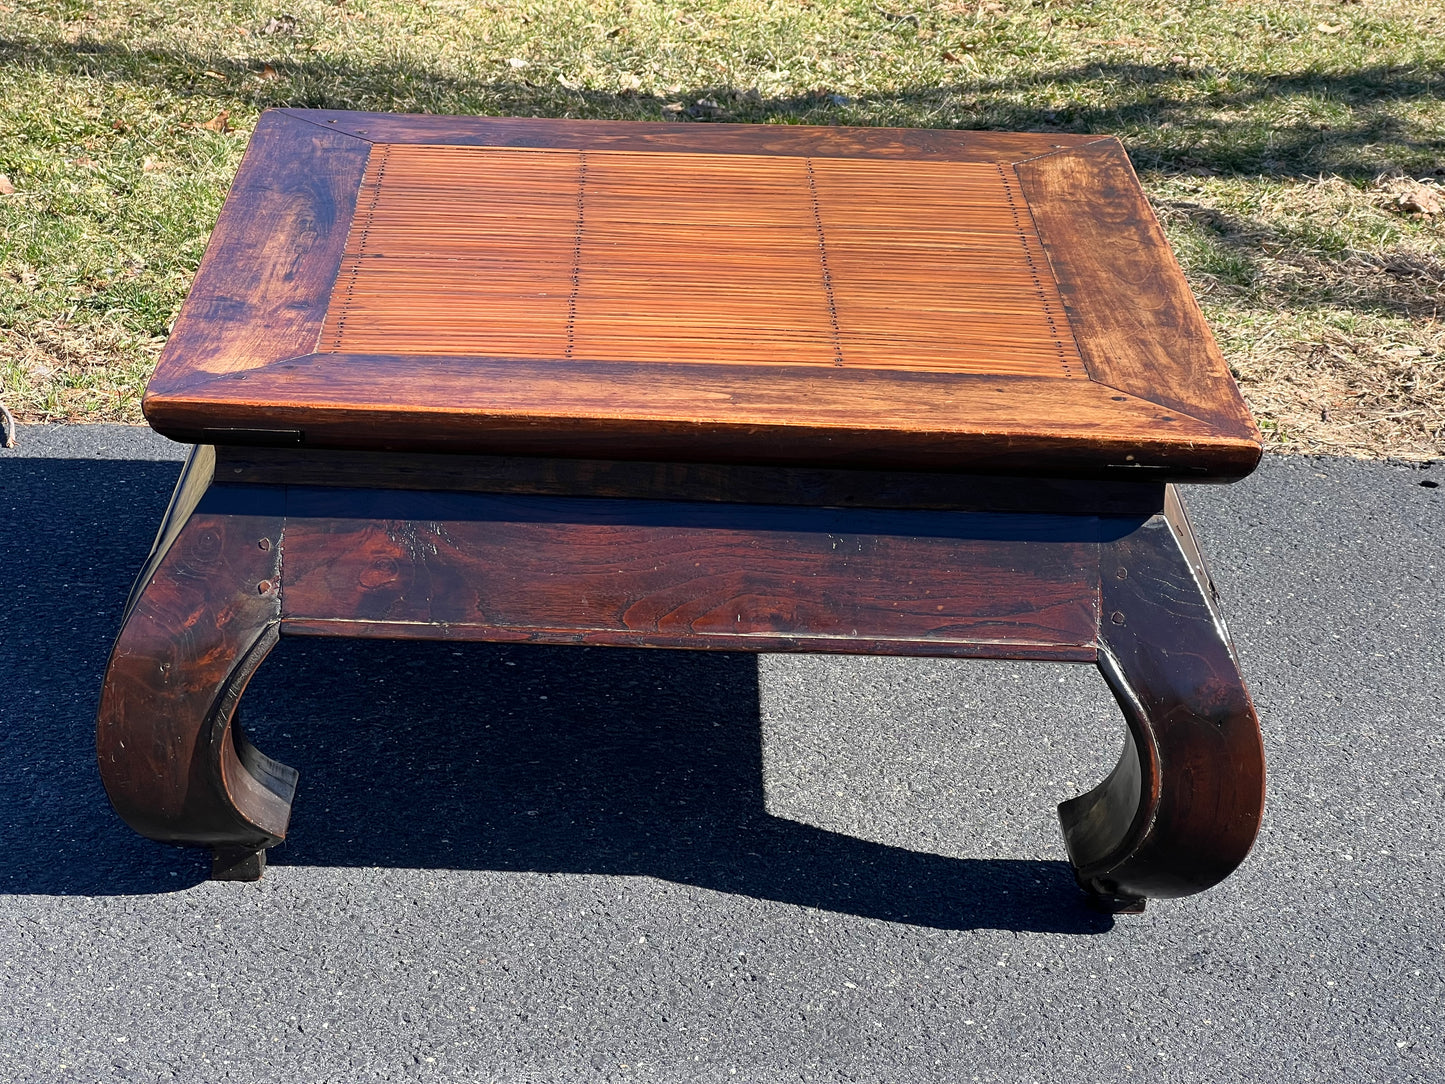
{"left": 1060, "top": 487, "right": 1266, "bottom": 903}
{"left": 97, "top": 446, "right": 296, "bottom": 870}
{"left": 1085, "top": 891, "right": 1146, "bottom": 915}
{"left": 212, "top": 846, "right": 267, "bottom": 881}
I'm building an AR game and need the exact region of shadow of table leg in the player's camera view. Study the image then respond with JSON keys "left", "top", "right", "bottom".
{"left": 95, "top": 447, "right": 297, "bottom": 880}
{"left": 1059, "top": 487, "right": 1266, "bottom": 910}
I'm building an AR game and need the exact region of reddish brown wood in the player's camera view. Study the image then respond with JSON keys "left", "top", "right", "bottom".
{"left": 140, "top": 111, "right": 1262, "bottom": 482}
{"left": 96, "top": 447, "right": 296, "bottom": 880}
{"left": 276, "top": 488, "right": 1105, "bottom": 659}
{"left": 1058, "top": 487, "right": 1266, "bottom": 909}
{"left": 152, "top": 356, "right": 1254, "bottom": 480}
{"left": 1015, "top": 141, "right": 1262, "bottom": 437}
{"left": 278, "top": 108, "right": 1105, "bottom": 161}
{"left": 103, "top": 110, "right": 1268, "bottom": 905}
{"left": 149, "top": 112, "right": 370, "bottom": 390}
{"left": 98, "top": 445, "right": 1265, "bottom": 905}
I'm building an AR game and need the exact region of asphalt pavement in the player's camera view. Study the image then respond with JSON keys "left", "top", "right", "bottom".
{"left": 1, "top": 424, "right": 1441, "bottom": 1083}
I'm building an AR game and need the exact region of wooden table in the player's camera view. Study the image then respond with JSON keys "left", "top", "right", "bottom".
{"left": 97, "top": 110, "right": 1266, "bottom": 912}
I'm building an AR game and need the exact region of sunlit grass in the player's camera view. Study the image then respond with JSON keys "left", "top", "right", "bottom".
{"left": 1, "top": 0, "right": 1441, "bottom": 455}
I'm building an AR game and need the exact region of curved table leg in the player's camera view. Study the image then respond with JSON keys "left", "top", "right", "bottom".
{"left": 96, "top": 447, "right": 296, "bottom": 881}
{"left": 1059, "top": 487, "right": 1266, "bottom": 911}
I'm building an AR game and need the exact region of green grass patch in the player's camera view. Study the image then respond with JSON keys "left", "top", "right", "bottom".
{"left": 2, "top": 0, "right": 1442, "bottom": 455}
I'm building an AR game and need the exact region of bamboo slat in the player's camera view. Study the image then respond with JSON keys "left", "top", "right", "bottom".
{"left": 319, "top": 144, "right": 1085, "bottom": 377}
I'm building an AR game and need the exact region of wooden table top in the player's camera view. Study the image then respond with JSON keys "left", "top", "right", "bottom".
{"left": 144, "top": 109, "right": 1261, "bottom": 480}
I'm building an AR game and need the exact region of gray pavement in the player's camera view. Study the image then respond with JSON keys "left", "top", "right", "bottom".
{"left": 0, "top": 424, "right": 1441, "bottom": 1083}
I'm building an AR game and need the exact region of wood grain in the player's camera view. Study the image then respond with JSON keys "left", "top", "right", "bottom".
{"left": 96, "top": 450, "right": 296, "bottom": 854}
{"left": 1058, "top": 490, "right": 1266, "bottom": 904}
{"left": 278, "top": 488, "right": 1107, "bottom": 658}
{"left": 141, "top": 112, "right": 1262, "bottom": 481}
{"left": 1015, "top": 140, "right": 1261, "bottom": 439}
{"left": 279, "top": 108, "right": 1106, "bottom": 162}
{"left": 144, "top": 111, "right": 370, "bottom": 392}
{"left": 148, "top": 355, "right": 1257, "bottom": 480}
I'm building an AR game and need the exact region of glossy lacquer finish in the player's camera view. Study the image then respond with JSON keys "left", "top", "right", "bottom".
{"left": 98, "top": 112, "right": 1267, "bottom": 910}
{"left": 95, "top": 448, "right": 297, "bottom": 880}
{"left": 1058, "top": 488, "right": 1265, "bottom": 908}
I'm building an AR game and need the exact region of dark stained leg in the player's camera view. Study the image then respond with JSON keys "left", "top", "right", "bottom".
{"left": 96, "top": 446, "right": 296, "bottom": 881}
{"left": 1059, "top": 486, "right": 1266, "bottom": 910}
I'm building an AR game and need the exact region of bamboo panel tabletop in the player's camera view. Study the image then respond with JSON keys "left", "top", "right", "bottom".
{"left": 319, "top": 146, "right": 1082, "bottom": 378}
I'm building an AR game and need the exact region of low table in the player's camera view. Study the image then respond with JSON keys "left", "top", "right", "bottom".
{"left": 97, "top": 110, "right": 1266, "bottom": 911}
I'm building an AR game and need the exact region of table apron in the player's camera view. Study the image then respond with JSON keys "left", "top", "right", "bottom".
{"left": 273, "top": 490, "right": 1108, "bottom": 661}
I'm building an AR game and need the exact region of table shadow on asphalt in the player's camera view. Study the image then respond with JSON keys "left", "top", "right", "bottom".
{"left": 0, "top": 453, "right": 1111, "bottom": 936}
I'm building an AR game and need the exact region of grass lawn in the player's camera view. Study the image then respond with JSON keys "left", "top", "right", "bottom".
{"left": 1, "top": 0, "right": 1441, "bottom": 458}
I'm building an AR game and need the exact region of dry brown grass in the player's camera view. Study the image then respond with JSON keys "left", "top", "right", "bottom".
{"left": 1154, "top": 172, "right": 1443, "bottom": 459}
{"left": 1228, "top": 321, "right": 1444, "bottom": 459}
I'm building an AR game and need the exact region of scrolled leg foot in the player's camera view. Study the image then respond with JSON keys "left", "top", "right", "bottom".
{"left": 96, "top": 447, "right": 296, "bottom": 878}
{"left": 1060, "top": 487, "right": 1266, "bottom": 905}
